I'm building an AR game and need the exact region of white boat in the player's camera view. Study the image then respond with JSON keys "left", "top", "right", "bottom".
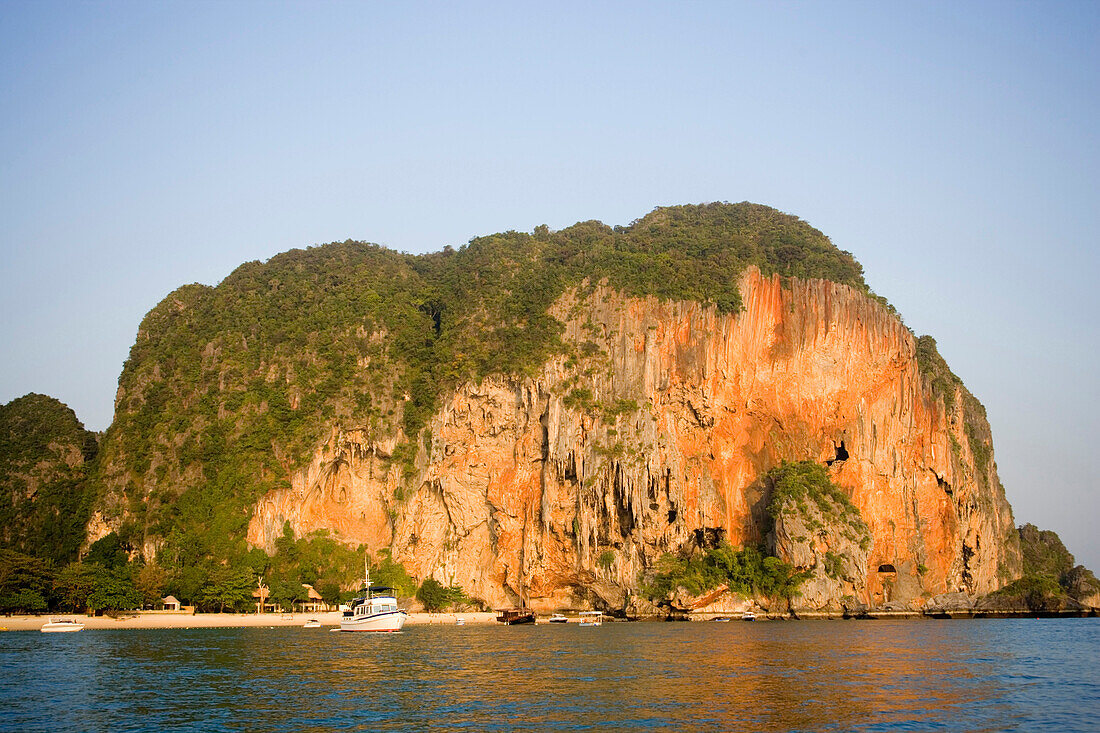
{"left": 578, "top": 611, "right": 603, "bottom": 627}
{"left": 547, "top": 613, "right": 569, "bottom": 624}
{"left": 339, "top": 559, "right": 407, "bottom": 633}
{"left": 303, "top": 619, "right": 321, "bottom": 628}
{"left": 41, "top": 618, "right": 85, "bottom": 633}
{"left": 742, "top": 611, "right": 757, "bottom": 621}
{"left": 455, "top": 617, "right": 465, "bottom": 626}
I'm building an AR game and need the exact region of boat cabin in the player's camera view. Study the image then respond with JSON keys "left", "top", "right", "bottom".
{"left": 579, "top": 611, "right": 603, "bottom": 626}
{"left": 338, "top": 559, "right": 408, "bottom": 632}
{"left": 344, "top": 587, "right": 400, "bottom": 619}
{"left": 495, "top": 608, "right": 536, "bottom": 625}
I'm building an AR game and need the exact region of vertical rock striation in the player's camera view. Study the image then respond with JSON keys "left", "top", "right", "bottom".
{"left": 247, "top": 267, "right": 1021, "bottom": 610}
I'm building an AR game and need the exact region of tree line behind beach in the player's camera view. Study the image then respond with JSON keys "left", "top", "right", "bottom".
{"left": 0, "top": 525, "right": 450, "bottom": 615}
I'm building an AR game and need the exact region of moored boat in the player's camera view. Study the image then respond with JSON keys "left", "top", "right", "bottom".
{"left": 579, "top": 611, "right": 603, "bottom": 627}
{"left": 496, "top": 609, "right": 536, "bottom": 625}
{"left": 742, "top": 611, "right": 757, "bottom": 621}
{"left": 41, "top": 618, "right": 84, "bottom": 633}
{"left": 339, "top": 559, "right": 408, "bottom": 632}
{"left": 547, "top": 613, "right": 569, "bottom": 624}
{"left": 303, "top": 619, "right": 321, "bottom": 628}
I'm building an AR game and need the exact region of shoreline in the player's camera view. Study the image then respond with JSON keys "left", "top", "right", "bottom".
{"left": 0, "top": 610, "right": 499, "bottom": 631}
{"left": 2, "top": 607, "right": 1096, "bottom": 631}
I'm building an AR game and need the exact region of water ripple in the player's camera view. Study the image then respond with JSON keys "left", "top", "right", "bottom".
{"left": 0, "top": 619, "right": 1097, "bottom": 731}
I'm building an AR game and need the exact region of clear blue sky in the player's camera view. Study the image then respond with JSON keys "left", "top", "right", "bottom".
{"left": 2, "top": 1, "right": 1097, "bottom": 571}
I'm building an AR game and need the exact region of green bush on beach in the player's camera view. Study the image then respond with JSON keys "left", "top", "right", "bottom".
{"left": 416, "top": 578, "right": 471, "bottom": 612}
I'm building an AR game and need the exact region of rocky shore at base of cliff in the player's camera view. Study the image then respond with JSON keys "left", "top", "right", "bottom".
{"left": 652, "top": 583, "right": 1100, "bottom": 621}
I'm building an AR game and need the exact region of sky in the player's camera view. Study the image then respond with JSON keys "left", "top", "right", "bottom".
{"left": 1, "top": 1, "right": 1097, "bottom": 572}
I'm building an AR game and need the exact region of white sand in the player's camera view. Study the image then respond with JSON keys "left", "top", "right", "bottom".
{"left": 0, "top": 610, "right": 500, "bottom": 631}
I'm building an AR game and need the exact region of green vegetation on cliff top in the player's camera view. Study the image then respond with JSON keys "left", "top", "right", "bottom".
{"left": 95, "top": 202, "right": 879, "bottom": 567}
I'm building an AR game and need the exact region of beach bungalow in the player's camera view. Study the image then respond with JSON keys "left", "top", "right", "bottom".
{"left": 253, "top": 586, "right": 276, "bottom": 614}
{"left": 299, "top": 584, "right": 327, "bottom": 613}
{"left": 162, "top": 595, "right": 181, "bottom": 612}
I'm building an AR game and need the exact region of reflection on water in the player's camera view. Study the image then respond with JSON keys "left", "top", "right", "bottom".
{"left": 0, "top": 619, "right": 1097, "bottom": 731}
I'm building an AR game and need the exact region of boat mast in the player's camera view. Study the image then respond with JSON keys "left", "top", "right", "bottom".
{"left": 364, "top": 553, "right": 372, "bottom": 598}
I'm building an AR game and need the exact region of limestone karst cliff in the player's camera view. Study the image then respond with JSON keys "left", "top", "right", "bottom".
{"left": 83, "top": 203, "right": 1025, "bottom": 613}
{"left": 247, "top": 269, "right": 1021, "bottom": 611}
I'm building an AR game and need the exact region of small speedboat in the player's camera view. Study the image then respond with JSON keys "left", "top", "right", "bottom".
{"left": 303, "top": 619, "right": 321, "bottom": 628}
{"left": 742, "top": 611, "right": 757, "bottom": 621}
{"left": 41, "top": 619, "right": 85, "bottom": 633}
{"left": 455, "top": 617, "right": 465, "bottom": 626}
{"left": 547, "top": 613, "right": 569, "bottom": 624}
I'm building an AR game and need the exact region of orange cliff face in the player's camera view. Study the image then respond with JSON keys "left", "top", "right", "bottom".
{"left": 247, "top": 267, "right": 1021, "bottom": 611}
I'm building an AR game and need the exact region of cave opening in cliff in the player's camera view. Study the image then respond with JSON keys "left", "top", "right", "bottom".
{"left": 692, "top": 527, "right": 725, "bottom": 549}
{"left": 667, "top": 509, "right": 677, "bottom": 524}
{"left": 826, "top": 441, "right": 849, "bottom": 466}
{"left": 564, "top": 454, "right": 578, "bottom": 483}
{"left": 614, "top": 471, "right": 635, "bottom": 538}
{"left": 878, "top": 564, "right": 897, "bottom": 573}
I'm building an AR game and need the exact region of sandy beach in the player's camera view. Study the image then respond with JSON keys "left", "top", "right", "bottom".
{"left": 0, "top": 610, "right": 500, "bottom": 631}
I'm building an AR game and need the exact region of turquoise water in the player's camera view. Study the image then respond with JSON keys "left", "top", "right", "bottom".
{"left": 1, "top": 618, "right": 1097, "bottom": 731}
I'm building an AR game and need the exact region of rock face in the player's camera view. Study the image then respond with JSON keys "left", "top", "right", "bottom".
{"left": 248, "top": 268, "right": 1021, "bottom": 611}
{"left": 1063, "top": 566, "right": 1100, "bottom": 609}
{"left": 766, "top": 465, "right": 875, "bottom": 612}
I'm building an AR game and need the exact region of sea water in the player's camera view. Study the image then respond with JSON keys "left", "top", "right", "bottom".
{"left": 0, "top": 618, "right": 1097, "bottom": 732}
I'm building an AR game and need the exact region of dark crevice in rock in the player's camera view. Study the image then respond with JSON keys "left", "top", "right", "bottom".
{"left": 961, "top": 542, "right": 976, "bottom": 591}
{"left": 564, "top": 452, "right": 578, "bottom": 483}
{"left": 687, "top": 400, "right": 713, "bottom": 429}
{"left": 826, "top": 441, "right": 849, "bottom": 467}
{"left": 692, "top": 527, "right": 725, "bottom": 550}
{"left": 613, "top": 464, "right": 635, "bottom": 539}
